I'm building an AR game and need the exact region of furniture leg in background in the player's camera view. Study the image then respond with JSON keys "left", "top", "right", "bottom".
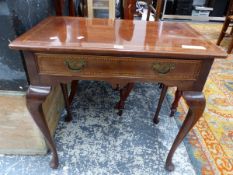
{"left": 146, "top": 0, "right": 164, "bottom": 21}
{"left": 153, "top": 86, "right": 183, "bottom": 123}
{"left": 170, "top": 89, "right": 182, "bottom": 117}
{"left": 153, "top": 84, "right": 168, "bottom": 124}
{"left": 60, "top": 83, "right": 71, "bottom": 122}
{"left": 60, "top": 80, "right": 79, "bottom": 122}
{"left": 216, "top": 0, "right": 233, "bottom": 54}
{"left": 69, "top": 80, "right": 78, "bottom": 104}
{"left": 115, "top": 83, "right": 135, "bottom": 116}
{"left": 123, "top": 0, "right": 136, "bottom": 19}
{"left": 54, "top": 0, "right": 65, "bottom": 16}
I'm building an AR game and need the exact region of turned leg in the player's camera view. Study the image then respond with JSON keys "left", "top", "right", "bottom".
{"left": 170, "top": 89, "right": 182, "bottom": 117}
{"left": 60, "top": 83, "right": 72, "bottom": 122}
{"left": 153, "top": 85, "right": 168, "bottom": 124}
{"left": 115, "top": 83, "right": 134, "bottom": 116}
{"left": 165, "top": 91, "right": 206, "bottom": 171}
{"left": 26, "top": 85, "right": 59, "bottom": 169}
{"left": 216, "top": 18, "right": 230, "bottom": 45}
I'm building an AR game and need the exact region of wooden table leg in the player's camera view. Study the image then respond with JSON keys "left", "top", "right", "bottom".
{"left": 26, "top": 85, "right": 59, "bottom": 169}
{"left": 153, "top": 85, "right": 168, "bottom": 124}
{"left": 165, "top": 91, "right": 206, "bottom": 171}
{"left": 170, "top": 89, "right": 182, "bottom": 117}
{"left": 115, "top": 83, "right": 134, "bottom": 116}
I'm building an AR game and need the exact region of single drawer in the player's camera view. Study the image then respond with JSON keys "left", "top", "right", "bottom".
{"left": 36, "top": 53, "right": 202, "bottom": 81}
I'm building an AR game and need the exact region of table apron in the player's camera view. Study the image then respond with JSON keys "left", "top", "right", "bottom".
{"left": 35, "top": 53, "right": 202, "bottom": 88}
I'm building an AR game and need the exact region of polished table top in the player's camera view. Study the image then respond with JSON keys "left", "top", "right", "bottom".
{"left": 10, "top": 16, "right": 226, "bottom": 59}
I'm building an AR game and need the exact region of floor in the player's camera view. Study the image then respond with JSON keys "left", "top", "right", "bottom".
{"left": 0, "top": 82, "right": 196, "bottom": 175}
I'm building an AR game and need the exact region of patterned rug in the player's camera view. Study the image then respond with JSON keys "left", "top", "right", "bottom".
{"left": 169, "top": 23, "right": 233, "bottom": 175}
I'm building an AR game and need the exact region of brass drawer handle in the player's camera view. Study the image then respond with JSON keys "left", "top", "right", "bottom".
{"left": 152, "top": 63, "right": 175, "bottom": 74}
{"left": 64, "top": 60, "right": 86, "bottom": 71}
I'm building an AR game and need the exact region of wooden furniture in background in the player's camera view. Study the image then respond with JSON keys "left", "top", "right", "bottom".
{"left": 122, "top": 0, "right": 163, "bottom": 21}
{"left": 53, "top": 0, "right": 87, "bottom": 16}
{"left": 54, "top": 0, "right": 65, "bottom": 16}
{"left": 87, "top": 0, "right": 115, "bottom": 18}
{"left": 122, "top": 0, "right": 136, "bottom": 19}
{"left": 53, "top": 0, "right": 164, "bottom": 20}
{"left": 146, "top": 0, "right": 163, "bottom": 21}
{"left": 216, "top": 0, "right": 233, "bottom": 54}
{"left": 9, "top": 17, "right": 226, "bottom": 171}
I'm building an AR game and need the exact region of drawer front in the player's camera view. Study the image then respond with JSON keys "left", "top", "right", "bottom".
{"left": 36, "top": 53, "right": 202, "bottom": 81}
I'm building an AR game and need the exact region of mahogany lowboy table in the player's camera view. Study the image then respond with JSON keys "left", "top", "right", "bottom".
{"left": 9, "top": 17, "right": 226, "bottom": 171}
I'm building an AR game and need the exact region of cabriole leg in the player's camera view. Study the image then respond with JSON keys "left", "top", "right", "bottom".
{"left": 26, "top": 85, "right": 59, "bottom": 169}
{"left": 165, "top": 91, "right": 206, "bottom": 171}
